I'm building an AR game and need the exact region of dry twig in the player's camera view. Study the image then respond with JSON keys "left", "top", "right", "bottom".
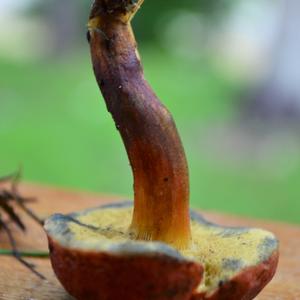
{"left": 0, "top": 171, "right": 47, "bottom": 279}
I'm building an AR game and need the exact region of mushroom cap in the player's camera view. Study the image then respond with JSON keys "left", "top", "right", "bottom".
{"left": 45, "top": 202, "right": 278, "bottom": 300}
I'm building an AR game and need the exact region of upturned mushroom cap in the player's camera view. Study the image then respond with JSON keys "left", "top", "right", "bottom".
{"left": 45, "top": 202, "right": 278, "bottom": 300}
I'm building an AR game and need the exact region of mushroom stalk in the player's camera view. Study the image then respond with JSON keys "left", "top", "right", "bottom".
{"left": 88, "top": 0, "right": 191, "bottom": 248}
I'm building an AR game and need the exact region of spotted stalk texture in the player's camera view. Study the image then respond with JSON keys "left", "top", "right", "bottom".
{"left": 88, "top": 0, "right": 191, "bottom": 248}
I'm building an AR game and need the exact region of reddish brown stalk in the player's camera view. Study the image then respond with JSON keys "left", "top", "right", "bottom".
{"left": 88, "top": 0, "right": 191, "bottom": 248}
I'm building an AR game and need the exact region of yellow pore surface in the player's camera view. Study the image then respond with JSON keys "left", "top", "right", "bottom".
{"left": 69, "top": 207, "right": 276, "bottom": 294}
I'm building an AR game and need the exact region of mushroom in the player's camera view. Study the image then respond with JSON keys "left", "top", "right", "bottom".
{"left": 44, "top": 1, "right": 279, "bottom": 299}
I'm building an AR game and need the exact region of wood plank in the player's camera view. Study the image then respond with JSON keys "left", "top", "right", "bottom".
{"left": 0, "top": 183, "right": 299, "bottom": 300}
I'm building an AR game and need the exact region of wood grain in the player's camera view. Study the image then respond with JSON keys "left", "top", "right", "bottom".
{"left": 0, "top": 183, "right": 299, "bottom": 300}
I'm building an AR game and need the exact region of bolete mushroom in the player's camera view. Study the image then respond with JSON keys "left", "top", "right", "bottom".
{"left": 44, "top": 1, "right": 279, "bottom": 299}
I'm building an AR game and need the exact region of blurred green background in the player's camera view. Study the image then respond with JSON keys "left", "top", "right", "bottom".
{"left": 1, "top": 0, "right": 299, "bottom": 224}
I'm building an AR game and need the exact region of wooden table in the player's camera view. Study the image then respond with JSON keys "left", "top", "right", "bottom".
{"left": 0, "top": 183, "right": 299, "bottom": 300}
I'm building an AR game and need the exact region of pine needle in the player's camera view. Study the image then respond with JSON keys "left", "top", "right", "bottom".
{"left": 0, "top": 170, "right": 46, "bottom": 279}
{"left": 0, "top": 249, "right": 49, "bottom": 258}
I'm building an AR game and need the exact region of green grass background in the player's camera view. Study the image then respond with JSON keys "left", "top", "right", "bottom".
{"left": 0, "top": 48, "right": 299, "bottom": 224}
